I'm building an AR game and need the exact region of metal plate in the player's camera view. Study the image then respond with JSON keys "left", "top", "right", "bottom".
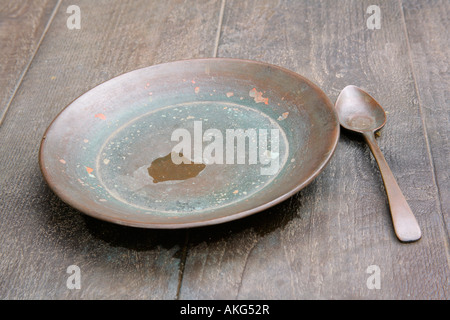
{"left": 39, "top": 58, "right": 339, "bottom": 228}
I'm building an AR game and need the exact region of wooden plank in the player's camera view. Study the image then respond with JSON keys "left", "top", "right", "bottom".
{"left": 178, "top": 0, "right": 449, "bottom": 299}
{"left": 401, "top": 0, "right": 450, "bottom": 234}
{"left": 0, "top": 0, "right": 220, "bottom": 299}
{"left": 0, "top": 0, "right": 60, "bottom": 124}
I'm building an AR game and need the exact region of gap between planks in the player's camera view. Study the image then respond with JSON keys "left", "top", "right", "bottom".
{"left": 0, "top": 0, "right": 63, "bottom": 127}
{"left": 398, "top": 0, "right": 450, "bottom": 253}
{"left": 213, "top": 0, "right": 226, "bottom": 58}
{"left": 176, "top": 0, "right": 227, "bottom": 299}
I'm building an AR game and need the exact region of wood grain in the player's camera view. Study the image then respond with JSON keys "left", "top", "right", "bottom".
{"left": 0, "top": 0, "right": 221, "bottom": 299}
{"left": 0, "top": 0, "right": 60, "bottom": 124}
{"left": 402, "top": 0, "right": 450, "bottom": 235}
{"left": 0, "top": 0, "right": 448, "bottom": 300}
{"left": 178, "top": 0, "right": 449, "bottom": 299}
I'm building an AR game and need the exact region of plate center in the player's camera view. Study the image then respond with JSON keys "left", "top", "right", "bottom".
{"left": 95, "top": 101, "right": 289, "bottom": 215}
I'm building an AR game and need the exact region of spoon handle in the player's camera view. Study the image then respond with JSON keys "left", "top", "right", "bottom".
{"left": 363, "top": 131, "right": 422, "bottom": 242}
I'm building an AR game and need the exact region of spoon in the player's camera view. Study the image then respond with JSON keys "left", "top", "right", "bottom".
{"left": 335, "top": 85, "right": 421, "bottom": 242}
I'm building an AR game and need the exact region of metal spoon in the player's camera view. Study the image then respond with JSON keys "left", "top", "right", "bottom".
{"left": 335, "top": 85, "right": 421, "bottom": 242}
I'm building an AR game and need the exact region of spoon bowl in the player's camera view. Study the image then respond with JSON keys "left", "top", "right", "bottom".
{"left": 335, "top": 85, "right": 421, "bottom": 242}
{"left": 335, "top": 85, "right": 386, "bottom": 133}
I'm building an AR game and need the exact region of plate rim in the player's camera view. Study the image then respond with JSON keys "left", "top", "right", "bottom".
{"left": 39, "top": 57, "right": 340, "bottom": 229}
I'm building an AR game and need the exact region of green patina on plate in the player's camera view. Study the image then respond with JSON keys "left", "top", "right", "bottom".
{"left": 39, "top": 58, "right": 339, "bottom": 228}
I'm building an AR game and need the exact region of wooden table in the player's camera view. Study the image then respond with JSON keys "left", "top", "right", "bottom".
{"left": 0, "top": 0, "right": 448, "bottom": 300}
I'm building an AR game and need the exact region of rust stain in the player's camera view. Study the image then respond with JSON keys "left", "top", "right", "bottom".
{"left": 278, "top": 112, "right": 289, "bottom": 121}
{"left": 85, "top": 167, "right": 94, "bottom": 174}
{"left": 95, "top": 113, "right": 106, "bottom": 120}
{"left": 194, "top": 87, "right": 200, "bottom": 94}
{"left": 249, "top": 88, "right": 269, "bottom": 105}
{"left": 226, "top": 92, "right": 234, "bottom": 97}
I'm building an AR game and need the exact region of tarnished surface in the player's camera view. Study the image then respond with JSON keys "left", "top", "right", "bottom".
{"left": 39, "top": 58, "right": 339, "bottom": 228}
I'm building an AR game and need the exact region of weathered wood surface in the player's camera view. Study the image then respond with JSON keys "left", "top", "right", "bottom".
{"left": 402, "top": 0, "right": 450, "bottom": 234}
{"left": 0, "top": 0, "right": 448, "bottom": 299}
{"left": 0, "top": 0, "right": 59, "bottom": 124}
{"left": 178, "top": 0, "right": 449, "bottom": 299}
{"left": 0, "top": 0, "right": 221, "bottom": 299}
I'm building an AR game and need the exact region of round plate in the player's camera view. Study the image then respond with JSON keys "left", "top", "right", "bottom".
{"left": 39, "top": 58, "right": 339, "bottom": 228}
